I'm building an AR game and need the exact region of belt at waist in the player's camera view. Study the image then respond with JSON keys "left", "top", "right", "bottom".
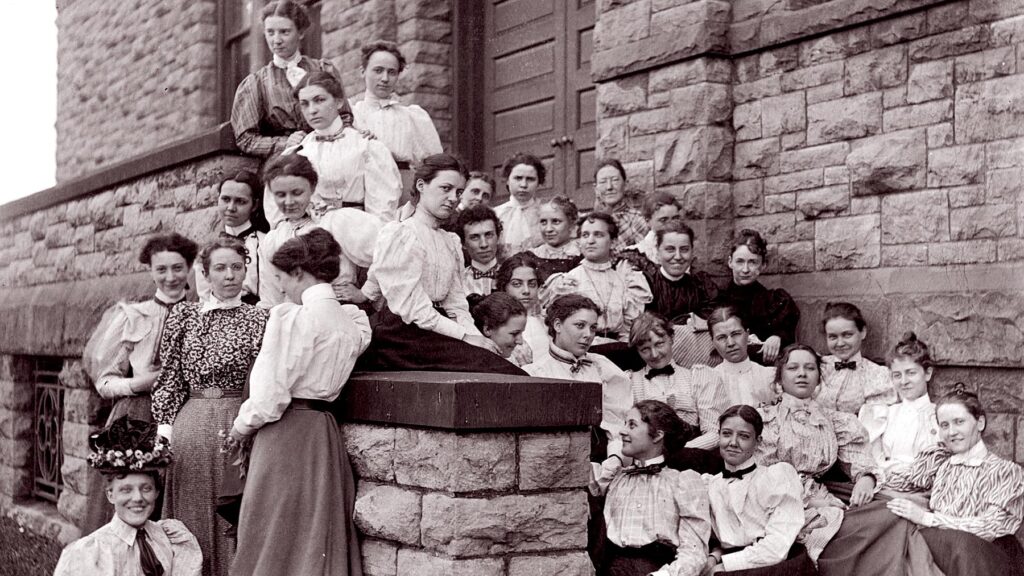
{"left": 290, "top": 398, "right": 332, "bottom": 412}
{"left": 606, "top": 541, "right": 676, "bottom": 563}
{"left": 596, "top": 330, "right": 620, "bottom": 340}
{"left": 190, "top": 388, "right": 243, "bottom": 399}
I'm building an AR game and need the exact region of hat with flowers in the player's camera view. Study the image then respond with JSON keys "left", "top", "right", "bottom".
{"left": 87, "top": 416, "right": 173, "bottom": 474}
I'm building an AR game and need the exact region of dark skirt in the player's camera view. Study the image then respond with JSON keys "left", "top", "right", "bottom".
{"left": 355, "top": 306, "right": 526, "bottom": 375}
{"left": 818, "top": 500, "right": 943, "bottom": 576}
{"left": 230, "top": 405, "right": 362, "bottom": 576}
{"left": 604, "top": 542, "right": 676, "bottom": 576}
{"left": 920, "top": 528, "right": 1024, "bottom": 576}
{"left": 722, "top": 544, "right": 817, "bottom": 575}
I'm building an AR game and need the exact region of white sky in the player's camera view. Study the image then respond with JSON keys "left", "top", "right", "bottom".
{"left": 0, "top": 5, "right": 57, "bottom": 207}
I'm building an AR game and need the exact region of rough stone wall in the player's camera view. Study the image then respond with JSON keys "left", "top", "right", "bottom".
{"left": 55, "top": 0, "right": 221, "bottom": 183}
{"left": 345, "top": 423, "right": 593, "bottom": 576}
{"left": 321, "top": 0, "right": 454, "bottom": 146}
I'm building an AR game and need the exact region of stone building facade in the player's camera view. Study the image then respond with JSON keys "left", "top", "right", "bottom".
{"left": 1, "top": 0, "right": 1022, "bottom": 558}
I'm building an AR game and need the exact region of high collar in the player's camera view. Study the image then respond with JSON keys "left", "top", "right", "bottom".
{"left": 901, "top": 392, "right": 932, "bottom": 409}
{"left": 549, "top": 342, "right": 586, "bottom": 362}
{"left": 659, "top": 266, "right": 690, "bottom": 281}
{"left": 719, "top": 357, "right": 754, "bottom": 375}
{"left": 507, "top": 196, "right": 535, "bottom": 210}
{"left": 108, "top": 514, "right": 152, "bottom": 546}
{"left": 224, "top": 221, "right": 253, "bottom": 236}
{"left": 200, "top": 291, "right": 243, "bottom": 314}
{"left": 632, "top": 454, "right": 665, "bottom": 467}
{"left": 729, "top": 280, "right": 765, "bottom": 292}
{"left": 949, "top": 440, "right": 988, "bottom": 467}
{"left": 581, "top": 259, "right": 613, "bottom": 271}
{"left": 301, "top": 283, "right": 336, "bottom": 304}
{"left": 313, "top": 116, "right": 345, "bottom": 138}
{"left": 363, "top": 91, "right": 401, "bottom": 109}
{"left": 154, "top": 290, "right": 185, "bottom": 306}
{"left": 831, "top": 351, "right": 864, "bottom": 364}
{"left": 780, "top": 393, "right": 817, "bottom": 410}
{"left": 272, "top": 50, "right": 302, "bottom": 69}
{"left": 470, "top": 258, "right": 498, "bottom": 272}
{"left": 724, "top": 456, "right": 757, "bottom": 473}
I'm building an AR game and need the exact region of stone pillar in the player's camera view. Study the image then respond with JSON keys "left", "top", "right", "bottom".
{"left": 0, "top": 355, "right": 34, "bottom": 504}
{"left": 57, "top": 359, "right": 104, "bottom": 532}
{"left": 337, "top": 372, "right": 600, "bottom": 576}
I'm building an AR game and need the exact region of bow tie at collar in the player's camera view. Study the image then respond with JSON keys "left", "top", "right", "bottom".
{"left": 834, "top": 360, "right": 857, "bottom": 370}
{"left": 624, "top": 462, "right": 664, "bottom": 476}
{"left": 722, "top": 463, "right": 757, "bottom": 480}
{"left": 470, "top": 265, "right": 499, "bottom": 280}
{"left": 221, "top": 226, "right": 256, "bottom": 240}
{"left": 272, "top": 52, "right": 306, "bottom": 88}
{"left": 645, "top": 364, "right": 675, "bottom": 380}
{"left": 200, "top": 293, "right": 243, "bottom": 314}
{"left": 548, "top": 345, "right": 592, "bottom": 374}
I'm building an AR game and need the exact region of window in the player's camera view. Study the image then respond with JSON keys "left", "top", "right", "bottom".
{"left": 32, "top": 357, "right": 65, "bottom": 503}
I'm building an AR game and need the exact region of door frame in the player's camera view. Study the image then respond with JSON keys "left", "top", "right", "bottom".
{"left": 451, "top": 0, "right": 486, "bottom": 171}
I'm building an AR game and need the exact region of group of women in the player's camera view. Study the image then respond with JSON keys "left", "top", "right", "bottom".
{"left": 64, "top": 1, "right": 1022, "bottom": 575}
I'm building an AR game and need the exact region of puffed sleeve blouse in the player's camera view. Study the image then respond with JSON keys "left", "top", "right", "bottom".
{"left": 542, "top": 260, "right": 653, "bottom": 341}
{"left": 90, "top": 299, "right": 179, "bottom": 400}
{"left": 716, "top": 280, "right": 800, "bottom": 347}
{"left": 54, "top": 516, "right": 202, "bottom": 576}
{"left": 818, "top": 353, "right": 898, "bottom": 415}
{"left": 350, "top": 92, "right": 443, "bottom": 165}
{"left": 369, "top": 217, "right": 479, "bottom": 341}
{"left": 885, "top": 443, "right": 1024, "bottom": 540}
{"left": 234, "top": 283, "right": 371, "bottom": 436}
{"left": 859, "top": 393, "right": 939, "bottom": 474}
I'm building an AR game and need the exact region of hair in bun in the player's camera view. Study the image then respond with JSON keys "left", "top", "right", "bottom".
{"left": 270, "top": 228, "right": 341, "bottom": 283}
{"left": 889, "top": 330, "right": 934, "bottom": 370}
{"left": 937, "top": 381, "right": 985, "bottom": 421}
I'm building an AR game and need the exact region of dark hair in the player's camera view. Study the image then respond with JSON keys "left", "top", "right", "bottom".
{"left": 655, "top": 219, "right": 695, "bottom": 247}
{"left": 502, "top": 153, "right": 547, "bottom": 186}
{"left": 634, "top": 399, "right": 696, "bottom": 455}
{"left": 263, "top": 153, "right": 318, "bottom": 190}
{"left": 495, "top": 252, "right": 542, "bottom": 292}
{"left": 594, "top": 158, "right": 627, "bottom": 182}
{"left": 469, "top": 292, "right": 527, "bottom": 334}
{"left": 889, "top": 331, "right": 934, "bottom": 370}
{"left": 577, "top": 211, "right": 619, "bottom": 240}
{"left": 219, "top": 170, "right": 270, "bottom": 233}
{"left": 270, "top": 228, "right": 340, "bottom": 283}
{"left": 936, "top": 382, "right": 985, "bottom": 422}
{"left": 718, "top": 404, "right": 764, "bottom": 437}
{"left": 293, "top": 70, "right": 346, "bottom": 101}
{"left": 628, "top": 312, "right": 675, "bottom": 349}
{"left": 642, "top": 191, "right": 680, "bottom": 220}
{"left": 455, "top": 205, "right": 502, "bottom": 242}
{"left": 539, "top": 195, "right": 579, "bottom": 224}
{"left": 730, "top": 229, "right": 768, "bottom": 262}
{"left": 411, "top": 153, "right": 469, "bottom": 203}
{"left": 822, "top": 301, "right": 867, "bottom": 332}
{"left": 360, "top": 40, "right": 407, "bottom": 73}
{"left": 467, "top": 171, "right": 496, "bottom": 191}
{"left": 545, "top": 294, "right": 601, "bottom": 338}
{"left": 198, "top": 237, "right": 249, "bottom": 274}
{"left": 261, "top": 0, "right": 311, "bottom": 31}
{"left": 139, "top": 233, "right": 199, "bottom": 267}
{"left": 706, "top": 306, "right": 747, "bottom": 338}
{"left": 774, "top": 343, "right": 822, "bottom": 388}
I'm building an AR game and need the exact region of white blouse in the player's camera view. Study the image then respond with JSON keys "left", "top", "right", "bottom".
{"left": 516, "top": 314, "right": 549, "bottom": 363}
{"left": 628, "top": 362, "right": 720, "bottom": 449}
{"left": 711, "top": 358, "right": 778, "bottom": 409}
{"left": 350, "top": 93, "right": 443, "bottom": 165}
{"left": 626, "top": 230, "right": 659, "bottom": 263}
{"left": 54, "top": 516, "right": 201, "bottom": 576}
{"left": 234, "top": 283, "right": 371, "bottom": 436}
{"left": 368, "top": 215, "right": 479, "bottom": 341}
{"left": 531, "top": 241, "right": 581, "bottom": 259}
{"left": 704, "top": 460, "right": 805, "bottom": 572}
{"left": 494, "top": 197, "right": 543, "bottom": 255}
{"left": 817, "top": 353, "right": 897, "bottom": 414}
{"left": 462, "top": 259, "right": 498, "bottom": 297}
{"left": 88, "top": 297, "right": 180, "bottom": 399}
{"left": 542, "top": 260, "right": 653, "bottom": 341}
{"left": 298, "top": 120, "right": 403, "bottom": 221}
{"left": 859, "top": 393, "right": 939, "bottom": 474}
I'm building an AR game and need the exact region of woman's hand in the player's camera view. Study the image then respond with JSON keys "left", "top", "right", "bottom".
{"left": 285, "top": 131, "right": 306, "bottom": 149}
{"left": 464, "top": 334, "right": 502, "bottom": 355}
{"left": 849, "top": 474, "right": 876, "bottom": 507}
{"left": 510, "top": 344, "right": 533, "bottom": 366}
{"left": 333, "top": 282, "right": 368, "bottom": 304}
{"left": 162, "top": 522, "right": 192, "bottom": 545}
{"left": 760, "top": 336, "right": 782, "bottom": 363}
{"left": 887, "top": 498, "right": 931, "bottom": 525}
{"left": 358, "top": 129, "right": 376, "bottom": 140}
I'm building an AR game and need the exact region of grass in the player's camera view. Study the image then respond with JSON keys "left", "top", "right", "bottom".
{"left": 0, "top": 515, "right": 63, "bottom": 576}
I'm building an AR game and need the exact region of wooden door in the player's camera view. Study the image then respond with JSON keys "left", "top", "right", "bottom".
{"left": 481, "top": 0, "right": 595, "bottom": 207}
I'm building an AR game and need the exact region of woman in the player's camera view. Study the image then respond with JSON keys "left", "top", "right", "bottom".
{"left": 640, "top": 220, "right": 718, "bottom": 326}
{"left": 495, "top": 252, "right": 549, "bottom": 361}
{"left": 294, "top": 71, "right": 403, "bottom": 221}
{"left": 716, "top": 230, "right": 800, "bottom": 365}
{"left": 469, "top": 292, "right": 529, "bottom": 365}
{"left": 530, "top": 196, "right": 582, "bottom": 280}
{"left": 458, "top": 171, "right": 495, "bottom": 211}
{"left": 592, "top": 400, "right": 711, "bottom": 576}
{"left": 706, "top": 306, "right": 777, "bottom": 410}
{"left": 615, "top": 191, "right": 681, "bottom": 277}
{"left": 152, "top": 238, "right": 269, "bottom": 576}
{"left": 860, "top": 332, "right": 939, "bottom": 474}
{"left": 195, "top": 171, "right": 269, "bottom": 306}
{"left": 228, "top": 229, "right": 368, "bottom": 576}
{"left": 594, "top": 158, "right": 647, "bottom": 254}
{"left": 358, "top": 153, "right": 525, "bottom": 375}
{"left": 350, "top": 40, "right": 443, "bottom": 167}
{"left": 703, "top": 405, "right": 816, "bottom": 575}
{"left": 817, "top": 302, "right": 896, "bottom": 415}
{"left": 757, "top": 344, "right": 880, "bottom": 562}
{"left": 493, "top": 152, "right": 545, "bottom": 255}
{"left": 81, "top": 233, "right": 198, "bottom": 534}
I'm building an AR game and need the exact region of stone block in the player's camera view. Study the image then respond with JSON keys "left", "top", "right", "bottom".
{"left": 955, "top": 75, "right": 1024, "bottom": 144}
{"left": 764, "top": 169, "right": 822, "bottom": 195}
{"left": 678, "top": 182, "right": 733, "bottom": 219}
{"left": 650, "top": 0, "right": 729, "bottom": 37}
{"left": 950, "top": 206, "right": 1017, "bottom": 240}
{"left": 969, "top": 0, "right": 1024, "bottom": 22}
{"left": 734, "top": 76, "right": 781, "bottom": 104}
{"left": 781, "top": 61, "right": 844, "bottom": 91}
{"left": 991, "top": 13, "right": 1024, "bottom": 46}
{"left": 394, "top": 549, "right": 504, "bottom": 576}
{"left": 824, "top": 166, "right": 850, "bottom": 186}
{"left": 927, "top": 240, "right": 998, "bottom": 265}
{"left": 953, "top": 47, "right": 1015, "bottom": 84}
{"left": 987, "top": 168, "right": 1023, "bottom": 204}
{"left": 344, "top": 424, "right": 396, "bottom": 482}
{"left": 57, "top": 490, "right": 87, "bottom": 527}
{"left": 881, "top": 245, "right": 929, "bottom": 267}
{"left": 518, "top": 431, "right": 590, "bottom": 490}
{"left": 814, "top": 214, "right": 880, "bottom": 270}
{"left": 62, "top": 421, "right": 93, "bottom": 460}
{"left": 761, "top": 92, "right": 806, "bottom": 137}
{"left": 597, "top": 116, "right": 629, "bottom": 157}
{"left": 847, "top": 130, "right": 927, "bottom": 196}
{"left": 393, "top": 428, "right": 516, "bottom": 492}
{"left": 649, "top": 58, "right": 731, "bottom": 92}
{"left": 361, "top": 539, "right": 398, "bottom": 576}
{"left": 908, "top": 25, "right": 991, "bottom": 63}
{"left": 850, "top": 195, "right": 880, "bottom": 215}
{"left": 733, "top": 180, "right": 764, "bottom": 217}
{"left": 998, "top": 238, "right": 1024, "bottom": 261}
{"left": 0, "top": 464, "right": 32, "bottom": 498}
{"left": 0, "top": 378, "right": 34, "bottom": 411}
{"left": 0, "top": 407, "right": 33, "bottom": 441}
{"left": 982, "top": 413, "right": 1016, "bottom": 460}
{"left": 765, "top": 193, "right": 795, "bottom": 214}
{"left": 760, "top": 45, "right": 800, "bottom": 76}
{"left": 882, "top": 86, "right": 907, "bottom": 109}
{"left": 654, "top": 127, "right": 733, "bottom": 185}
{"left": 881, "top": 190, "right": 950, "bottom": 244}
{"left": 806, "top": 81, "right": 844, "bottom": 105}
{"left": 773, "top": 241, "right": 815, "bottom": 273}
{"left": 58, "top": 455, "right": 100, "bottom": 497}
{"left": 986, "top": 137, "right": 1024, "bottom": 169}
{"left": 598, "top": 76, "right": 648, "bottom": 117}
{"left": 733, "top": 101, "right": 762, "bottom": 142}
{"left": 734, "top": 213, "right": 797, "bottom": 244}
{"left": 508, "top": 553, "right": 595, "bottom": 576}
{"left": 594, "top": 0, "right": 651, "bottom": 50}
{"left": 63, "top": 389, "right": 104, "bottom": 426}
{"left": 947, "top": 186, "right": 986, "bottom": 208}
{"left": 907, "top": 60, "right": 953, "bottom": 104}
{"left": 0, "top": 437, "right": 31, "bottom": 467}
{"left": 807, "top": 93, "right": 882, "bottom": 145}
{"left": 420, "top": 491, "right": 587, "bottom": 556}
{"left": 780, "top": 132, "right": 806, "bottom": 151}
{"left": 798, "top": 186, "right": 849, "bottom": 219}
{"left": 928, "top": 145, "right": 986, "bottom": 187}
{"left": 927, "top": 123, "right": 954, "bottom": 148}
{"left": 883, "top": 100, "right": 953, "bottom": 131}
{"left": 844, "top": 45, "right": 907, "bottom": 95}
{"left": 668, "top": 83, "right": 733, "bottom": 127}
{"left": 354, "top": 482, "right": 422, "bottom": 546}
{"left": 870, "top": 11, "right": 927, "bottom": 47}
{"left": 780, "top": 143, "right": 849, "bottom": 174}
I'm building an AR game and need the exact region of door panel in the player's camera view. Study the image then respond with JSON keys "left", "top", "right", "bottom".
{"left": 564, "top": 0, "right": 597, "bottom": 206}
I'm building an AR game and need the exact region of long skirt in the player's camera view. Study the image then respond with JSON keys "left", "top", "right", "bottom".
{"left": 163, "top": 395, "right": 242, "bottom": 576}
{"left": 355, "top": 306, "right": 527, "bottom": 375}
{"left": 604, "top": 542, "right": 676, "bottom": 576}
{"left": 230, "top": 405, "right": 362, "bottom": 576}
{"left": 920, "top": 527, "right": 1024, "bottom": 576}
{"left": 722, "top": 544, "right": 817, "bottom": 575}
{"left": 818, "top": 500, "right": 943, "bottom": 576}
